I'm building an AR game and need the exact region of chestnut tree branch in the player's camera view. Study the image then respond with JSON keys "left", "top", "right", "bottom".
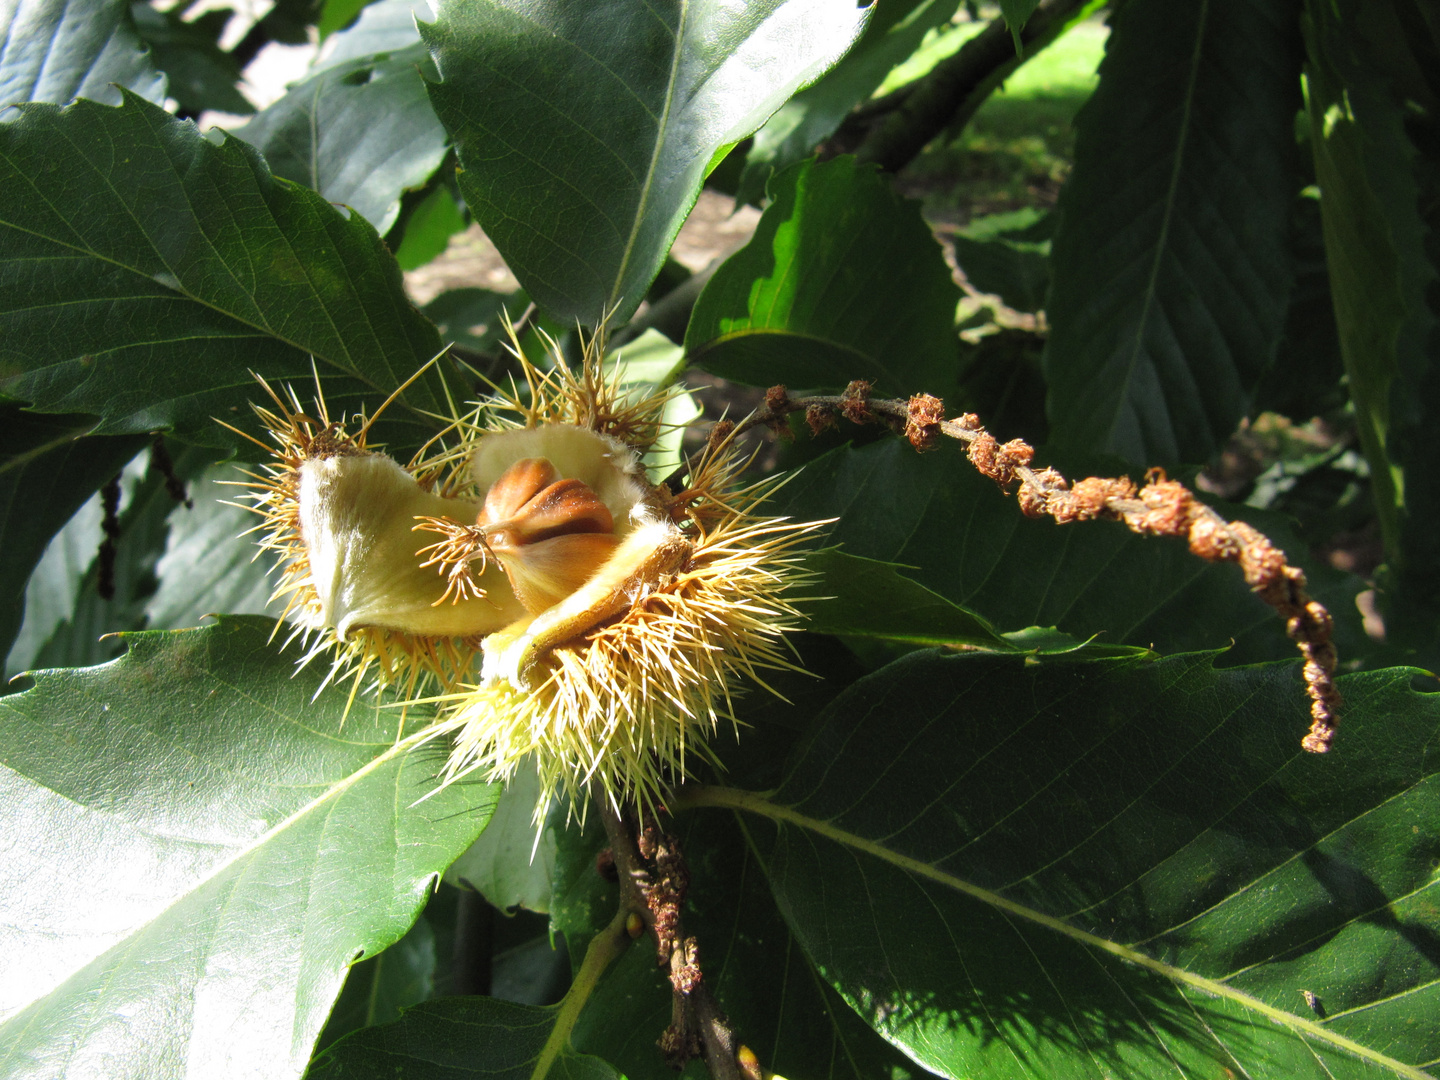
{"left": 849, "top": 0, "right": 1093, "bottom": 174}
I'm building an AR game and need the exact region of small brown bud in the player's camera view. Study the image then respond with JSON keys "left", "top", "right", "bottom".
{"left": 625, "top": 911, "right": 645, "bottom": 939}
{"left": 737, "top": 1044, "right": 763, "bottom": 1080}
{"left": 840, "top": 380, "right": 873, "bottom": 424}
{"left": 904, "top": 393, "right": 945, "bottom": 451}
{"left": 805, "top": 403, "right": 836, "bottom": 436}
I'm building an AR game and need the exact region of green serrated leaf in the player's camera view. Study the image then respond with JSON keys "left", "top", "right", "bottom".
{"left": 238, "top": 41, "right": 448, "bottom": 234}
{"left": 0, "top": 93, "right": 448, "bottom": 454}
{"left": 773, "top": 438, "right": 1370, "bottom": 666}
{"left": 130, "top": 3, "right": 253, "bottom": 116}
{"left": 307, "top": 996, "right": 619, "bottom": 1079}
{"left": 804, "top": 548, "right": 1011, "bottom": 649}
{"left": 0, "top": 617, "right": 498, "bottom": 1080}
{"left": 998, "top": 0, "right": 1040, "bottom": 52}
{"left": 687, "top": 155, "right": 960, "bottom": 396}
{"left": 0, "top": 407, "right": 146, "bottom": 666}
{"left": 679, "top": 652, "right": 1440, "bottom": 1078}
{"left": 736, "top": 0, "right": 962, "bottom": 206}
{"left": 420, "top": 0, "right": 870, "bottom": 325}
{"left": 0, "top": 0, "right": 165, "bottom": 115}
{"left": 1043, "top": 0, "right": 1303, "bottom": 467}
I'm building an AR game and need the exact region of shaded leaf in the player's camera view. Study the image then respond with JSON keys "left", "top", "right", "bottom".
{"left": 445, "top": 768, "right": 556, "bottom": 914}
{"left": 773, "top": 438, "right": 1368, "bottom": 666}
{"left": 951, "top": 231, "right": 1050, "bottom": 313}
{"left": 144, "top": 460, "right": 280, "bottom": 631}
{"left": 735, "top": 0, "right": 961, "bottom": 206}
{"left": 0, "top": 407, "right": 145, "bottom": 666}
{"left": 687, "top": 156, "right": 960, "bottom": 396}
{"left": 1251, "top": 191, "right": 1347, "bottom": 422}
{"left": 804, "top": 548, "right": 1010, "bottom": 649}
{"left": 0, "top": 617, "right": 498, "bottom": 1080}
{"left": 395, "top": 183, "right": 468, "bottom": 270}
{"left": 1305, "top": 0, "right": 1440, "bottom": 661}
{"left": 421, "top": 0, "right": 870, "bottom": 324}
{"left": 684, "top": 652, "right": 1440, "bottom": 1077}
{"left": 1043, "top": 0, "right": 1303, "bottom": 466}
{"left": 0, "top": 0, "right": 165, "bottom": 116}
{"left": 307, "top": 996, "right": 619, "bottom": 1079}
{"left": 20, "top": 442, "right": 189, "bottom": 673}
{"left": 316, "top": 915, "right": 437, "bottom": 1053}
{"left": 423, "top": 286, "right": 529, "bottom": 356}
{"left": 0, "top": 93, "right": 447, "bottom": 453}
{"left": 238, "top": 43, "right": 448, "bottom": 234}
{"left": 130, "top": 3, "right": 253, "bottom": 115}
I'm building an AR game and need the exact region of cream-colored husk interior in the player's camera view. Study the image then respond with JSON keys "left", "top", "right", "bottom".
{"left": 299, "top": 454, "right": 526, "bottom": 639}
{"left": 469, "top": 425, "right": 654, "bottom": 537}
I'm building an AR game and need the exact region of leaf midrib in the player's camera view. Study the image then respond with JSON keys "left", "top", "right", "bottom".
{"left": 607, "top": 0, "right": 689, "bottom": 314}
{"left": 0, "top": 718, "right": 436, "bottom": 1021}
{"left": 1103, "top": 0, "right": 1210, "bottom": 454}
{"left": 675, "top": 783, "right": 1434, "bottom": 1080}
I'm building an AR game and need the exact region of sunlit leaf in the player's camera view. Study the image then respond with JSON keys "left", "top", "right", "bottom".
{"left": 0, "top": 0, "right": 164, "bottom": 117}
{"left": 687, "top": 156, "right": 960, "bottom": 396}
{"left": 421, "top": 0, "right": 870, "bottom": 324}
{"left": 0, "top": 618, "right": 497, "bottom": 1080}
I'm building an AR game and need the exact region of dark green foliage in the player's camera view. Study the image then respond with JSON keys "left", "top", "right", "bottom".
{"left": 773, "top": 439, "right": 1369, "bottom": 667}
{"left": 734, "top": 651, "right": 1440, "bottom": 1077}
{"left": 2, "top": 0, "right": 1438, "bottom": 1077}
{"left": 0, "top": 409, "right": 146, "bottom": 662}
{"left": 1304, "top": 0, "right": 1440, "bottom": 665}
{"left": 0, "top": 93, "right": 447, "bottom": 453}
{"left": 1043, "top": 0, "right": 1303, "bottom": 467}
{"left": 687, "top": 156, "right": 960, "bottom": 395}
{"left": 131, "top": 2, "right": 254, "bottom": 115}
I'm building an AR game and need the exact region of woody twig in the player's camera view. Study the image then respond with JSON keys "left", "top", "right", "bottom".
{"left": 728, "top": 381, "right": 1340, "bottom": 753}
{"left": 597, "top": 803, "right": 754, "bottom": 1080}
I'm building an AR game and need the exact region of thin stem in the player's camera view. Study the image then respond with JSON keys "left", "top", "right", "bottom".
{"left": 530, "top": 905, "right": 631, "bottom": 1080}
